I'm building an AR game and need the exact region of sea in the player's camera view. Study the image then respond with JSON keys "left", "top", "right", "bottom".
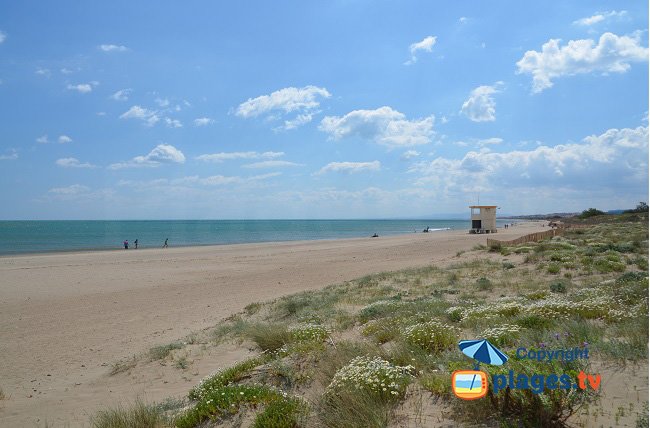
{"left": 0, "top": 219, "right": 509, "bottom": 256}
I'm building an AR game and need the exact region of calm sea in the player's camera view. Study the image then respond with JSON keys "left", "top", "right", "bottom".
{"left": 0, "top": 219, "right": 502, "bottom": 256}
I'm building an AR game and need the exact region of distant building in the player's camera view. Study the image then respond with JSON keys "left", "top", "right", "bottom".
{"left": 469, "top": 205, "right": 497, "bottom": 233}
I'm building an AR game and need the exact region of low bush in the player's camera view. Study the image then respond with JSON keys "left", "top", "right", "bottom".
{"left": 402, "top": 321, "right": 458, "bottom": 354}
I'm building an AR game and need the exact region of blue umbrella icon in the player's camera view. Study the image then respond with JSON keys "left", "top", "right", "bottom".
{"left": 459, "top": 339, "right": 508, "bottom": 366}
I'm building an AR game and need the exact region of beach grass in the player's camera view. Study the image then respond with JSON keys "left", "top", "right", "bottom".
{"left": 89, "top": 213, "right": 648, "bottom": 427}
{"left": 90, "top": 399, "right": 171, "bottom": 428}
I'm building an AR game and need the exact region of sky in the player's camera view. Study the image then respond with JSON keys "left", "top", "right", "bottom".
{"left": 0, "top": 1, "right": 648, "bottom": 219}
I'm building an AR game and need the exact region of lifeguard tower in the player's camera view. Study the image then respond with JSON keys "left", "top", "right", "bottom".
{"left": 469, "top": 205, "right": 497, "bottom": 234}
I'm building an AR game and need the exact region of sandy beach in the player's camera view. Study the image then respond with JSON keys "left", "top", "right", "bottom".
{"left": 0, "top": 223, "right": 547, "bottom": 427}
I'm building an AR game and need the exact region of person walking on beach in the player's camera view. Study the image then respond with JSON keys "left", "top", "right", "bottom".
{"left": 134, "top": 239, "right": 138, "bottom": 249}
{"left": 163, "top": 238, "right": 168, "bottom": 248}
{"left": 123, "top": 240, "right": 129, "bottom": 249}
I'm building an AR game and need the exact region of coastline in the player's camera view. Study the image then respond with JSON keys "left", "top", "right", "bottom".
{"left": 0, "top": 221, "right": 546, "bottom": 426}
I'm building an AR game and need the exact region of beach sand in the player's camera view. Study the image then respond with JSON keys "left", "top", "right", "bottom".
{"left": 0, "top": 222, "right": 547, "bottom": 427}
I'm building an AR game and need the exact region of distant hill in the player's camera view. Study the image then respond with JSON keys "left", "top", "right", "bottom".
{"left": 499, "top": 213, "right": 579, "bottom": 220}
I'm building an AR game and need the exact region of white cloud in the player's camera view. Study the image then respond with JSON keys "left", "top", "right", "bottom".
{"left": 411, "top": 125, "right": 648, "bottom": 194}
{"left": 108, "top": 144, "right": 185, "bottom": 169}
{"left": 516, "top": 32, "right": 648, "bottom": 93}
{"left": 0, "top": 149, "right": 17, "bottom": 160}
{"left": 56, "top": 157, "right": 95, "bottom": 168}
{"left": 0, "top": 31, "right": 5, "bottom": 44}
{"left": 316, "top": 161, "right": 381, "bottom": 175}
{"left": 236, "top": 86, "right": 330, "bottom": 129}
{"left": 67, "top": 83, "right": 93, "bottom": 93}
{"left": 155, "top": 97, "right": 170, "bottom": 107}
{"left": 119, "top": 172, "right": 281, "bottom": 190}
{"left": 459, "top": 17, "right": 468, "bottom": 24}
{"left": 36, "top": 135, "right": 49, "bottom": 144}
{"left": 460, "top": 83, "right": 502, "bottom": 122}
{"left": 35, "top": 68, "right": 51, "bottom": 78}
{"left": 164, "top": 117, "right": 183, "bottom": 128}
{"left": 119, "top": 105, "right": 160, "bottom": 126}
{"left": 400, "top": 150, "right": 420, "bottom": 160}
{"left": 281, "top": 113, "right": 314, "bottom": 131}
{"left": 196, "top": 151, "right": 284, "bottom": 163}
{"left": 405, "top": 35, "right": 437, "bottom": 65}
{"left": 49, "top": 184, "right": 90, "bottom": 195}
{"left": 243, "top": 160, "right": 302, "bottom": 169}
{"left": 99, "top": 44, "right": 129, "bottom": 52}
{"left": 477, "top": 137, "right": 503, "bottom": 147}
{"left": 58, "top": 135, "right": 73, "bottom": 144}
{"left": 319, "top": 106, "right": 435, "bottom": 148}
{"left": 194, "top": 117, "right": 214, "bottom": 126}
{"left": 573, "top": 10, "right": 627, "bottom": 26}
{"left": 110, "top": 89, "right": 131, "bottom": 101}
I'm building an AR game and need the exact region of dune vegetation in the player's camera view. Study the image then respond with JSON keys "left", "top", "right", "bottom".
{"left": 91, "top": 213, "right": 648, "bottom": 428}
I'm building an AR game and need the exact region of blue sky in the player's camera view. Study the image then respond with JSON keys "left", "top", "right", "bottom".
{"left": 0, "top": 1, "right": 647, "bottom": 219}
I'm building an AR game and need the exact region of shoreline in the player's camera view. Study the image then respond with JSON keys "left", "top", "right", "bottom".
{"left": 0, "top": 226, "right": 458, "bottom": 258}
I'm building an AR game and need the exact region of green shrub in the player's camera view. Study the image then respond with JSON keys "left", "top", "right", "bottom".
{"left": 177, "top": 384, "right": 289, "bottom": 428}
{"left": 476, "top": 277, "right": 493, "bottom": 291}
{"left": 189, "top": 356, "right": 268, "bottom": 400}
{"left": 326, "top": 355, "right": 413, "bottom": 398}
{"left": 549, "top": 281, "right": 567, "bottom": 293}
{"left": 402, "top": 321, "right": 458, "bottom": 353}
{"left": 502, "top": 262, "right": 515, "bottom": 270}
{"left": 547, "top": 263, "right": 561, "bottom": 274}
{"left": 579, "top": 208, "right": 606, "bottom": 219}
{"left": 290, "top": 324, "right": 329, "bottom": 343}
{"left": 253, "top": 397, "right": 307, "bottom": 428}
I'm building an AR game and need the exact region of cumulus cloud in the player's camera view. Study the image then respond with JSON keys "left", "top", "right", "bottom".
{"left": 56, "top": 157, "right": 95, "bottom": 168}
{"left": 196, "top": 151, "right": 284, "bottom": 163}
{"left": 58, "top": 135, "right": 73, "bottom": 144}
{"left": 99, "top": 44, "right": 129, "bottom": 52}
{"left": 460, "top": 83, "right": 502, "bottom": 122}
{"left": 319, "top": 106, "right": 435, "bottom": 148}
{"left": 110, "top": 89, "right": 131, "bottom": 101}
{"left": 119, "top": 105, "right": 160, "bottom": 126}
{"left": 316, "top": 161, "right": 381, "bottom": 175}
{"left": 108, "top": 144, "right": 185, "bottom": 169}
{"left": 573, "top": 10, "right": 626, "bottom": 26}
{"left": 36, "top": 135, "right": 49, "bottom": 144}
{"left": 67, "top": 83, "right": 93, "bottom": 93}
{"left": 194, "top": 117, "right": 214, "bottom": 126}
{"left": 236, "top": 86, "right": 330, "bottom": 129}
{"left": 242, "top": 160, "right": 302, "bottom": 169}
{"left": 411, "top": 125, "right": 648, "bottom": 195}
{"left": 516, "top": 32, "right": 648, "bottom": 93}
{"left": 405, "top": 35, "right": 437, "bottom": 65}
